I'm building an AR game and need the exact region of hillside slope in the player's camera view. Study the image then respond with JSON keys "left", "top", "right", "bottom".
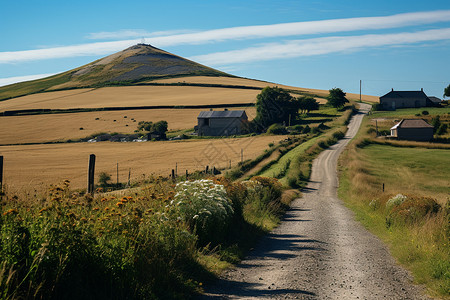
{"left": 0, "top": 44, "right": 230, "bottom": 101}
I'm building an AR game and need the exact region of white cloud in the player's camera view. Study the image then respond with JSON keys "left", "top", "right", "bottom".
{"left": 190, "top": 28, "right": 450, "bottom": 65}
{"left": 1, "top": 10, "right": 450, "bottom": 64}
{"left": 86, "top": 29, "right": 193, "bottom": 40}
{"left": 150, "top": 10, "right": 450, "bottom": 46}
{"left": 0, "top": 73, "right": 57, "bottom": 87}
{"left": 0, "top": 40, "right": 140, "bottom": 63}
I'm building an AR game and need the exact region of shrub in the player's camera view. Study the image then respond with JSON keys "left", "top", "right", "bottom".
{"left": 318, "top": 122, "right": 329, "bottom": 130}
{"left": 387, "top": 195, "right": 441, "bottom": 226}
{"left": 386, "top": 194, "right": 407, "bottom": 211}
{"left": 267, "top": 123, "right": 288, "bottom": 135}
{"left": 98, "top": 172, "right": 111, "bottom": 186}
{"left": 436, "top": 123, "right": 448, "bottom": 135}
{"left": 311, "top": 127, "right": 321, "bottom": 134}
{"left": 302, "top": 125, "right": 311, "bottom": 134}
{"left": 291, "top": 125, "right": 303, "bottom": 133}
{"left": 431, "top": 115, "right": 441, "bottom": 133}
{"left": 173, "top": 179, "right": 234, "bottom": 245}
{"left": 422, "top": 110, "right": 429, "bottom": 115}
{"left": 318, "top": 140, "right": 328, "bottom": 148}
{"left": 332, "top": 131, "right": 345, "bottom": 140}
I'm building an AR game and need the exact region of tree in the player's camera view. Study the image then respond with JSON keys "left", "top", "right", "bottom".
{"left": 151, "top": 120, "right": 168, "bottom": 133}
{"left": 444, "top": 84, "right": 450, "bottom": 99}
{"left": 137, "top": 121, "right": 153, "bottom": 131}
{"left": 298, "top": 96, "right": 319, "bottom": 114}
{"left": 431, "top": 115, "right": 441, "bottom": 133}
{"left": 136, "top": 120, "right": 168, "bottom": 133}
{"left": 326, "top": 88, "right": 349, "bottom": 109}
{"left": 254, "top": 87, "right": 300, "bottom": 129}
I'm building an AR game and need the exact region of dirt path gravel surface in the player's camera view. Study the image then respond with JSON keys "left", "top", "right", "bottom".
{"left": 200, "top": 103, "right": 430, "bottom": 299}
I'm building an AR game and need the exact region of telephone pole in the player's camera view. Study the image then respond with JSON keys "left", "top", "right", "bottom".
{"left": 359, "top": 80, "right": 362, "bottom": 103}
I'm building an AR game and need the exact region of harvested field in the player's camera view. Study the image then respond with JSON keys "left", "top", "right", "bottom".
{"left": 0, "top": 85, "right": 260, "bottom": 112}
{"left": 151, "top": 76, "right": 379, "bottom": 103}
{"left": 0, "top": 107, "right": 256, "bottom": 144}
{"left": 0, "top": 135, "right": 286, "bottom": 191}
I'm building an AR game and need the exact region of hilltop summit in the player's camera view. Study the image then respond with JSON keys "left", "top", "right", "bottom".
{"left": 0, "top": 44, "right": 230, "bottom": 100}
{"left": 64, "top": 44, "right": 228, "bottom": 88}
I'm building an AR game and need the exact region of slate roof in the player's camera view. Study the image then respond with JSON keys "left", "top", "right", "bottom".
{"left": 428, "top": 96, "right": 442, "bottom": 104}
{"left": 380, "top": 90, "right": 428, "bottom": 99}
{"left": 390, "top": 119, "right": 433, "bottom": 130}
{"left": 198, "top": 110, "right": 247, "bottom": 119}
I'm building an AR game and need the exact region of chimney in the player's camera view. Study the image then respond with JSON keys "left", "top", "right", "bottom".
{"left": 421, "top": 88, "right": 423, "bottom": 92}
{"left": 391, "top": 88, "right": 394, "bottom": 92}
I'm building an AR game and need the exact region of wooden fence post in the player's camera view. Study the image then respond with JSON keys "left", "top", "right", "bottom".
{"left": 205, "top": 166, "right": 209, "bottom": 174}
{"left": 88, "top": 154, "right": 96, "bottom": 194}
{"left": 116, "top": 162, "right": 119, "bottom": 186}
{"left": 0, "top": 156, "right": 3, "bottom": 191}
{"left": 127, "top": 168, "right": 131, "bottom": 187}
{"left": 185, "top": 170, "right": 188, "bottom": 179}
{"left": 171, "top": 169, "right": 175, "bottom": 181}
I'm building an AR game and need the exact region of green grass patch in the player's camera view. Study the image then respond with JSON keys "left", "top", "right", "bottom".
{"left": 339, "top": 115, "right": 450, "bottom": 298}
{"left": 371, "top": 107, "right": 450, "bottom": 118}
{"left": 361, "top": 145, "right": 450, "bottom": 200}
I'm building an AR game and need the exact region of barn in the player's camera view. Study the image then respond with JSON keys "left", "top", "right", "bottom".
{"left": 390, "top": 119, "right": 434, "bottom": 141}
{"left": 196, "top": 109, "right": 248, "bottom": 136}
{"left": 379, "top": 89, "right": 433, "bottom": 110}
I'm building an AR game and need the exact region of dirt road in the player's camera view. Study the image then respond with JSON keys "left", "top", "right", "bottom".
{"left": 200, "top": 104, "right": 430, "bottom": 299}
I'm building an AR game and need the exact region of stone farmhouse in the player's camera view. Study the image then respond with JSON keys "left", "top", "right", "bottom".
{"left": 379, "top": 88, "right": 436, "bottom": 110}
{"left": 196, "top": 109, "right": 248, "bottom": 136}
{"left": 390, "top": 119, "right": 434, "bottom": 141}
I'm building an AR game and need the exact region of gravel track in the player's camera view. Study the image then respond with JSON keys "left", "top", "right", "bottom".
{"left": 200, "top": 103, "right": 430, "bottom": 300}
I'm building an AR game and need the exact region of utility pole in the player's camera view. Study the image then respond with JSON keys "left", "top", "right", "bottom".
{"left": 359, "top": 80, "right": 362, "bottom": 103}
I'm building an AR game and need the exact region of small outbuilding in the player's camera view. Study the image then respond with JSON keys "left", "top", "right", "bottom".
{"left": 427, "top": 96, "right": 442, "bottom": 107}
{"left": 196, "top": 109, "right": 248, "bottom": 136}
{"left": 390, "top": 119, "right": 434, "bottom": 141}
{"left": 379, "top": 89, "right": 433, "bottom": 110}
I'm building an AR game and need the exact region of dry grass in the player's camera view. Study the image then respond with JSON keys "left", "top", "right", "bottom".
{"left": 0, "top": 107, "right": 256, "bottom": 144}
{"left": 0, "top": 135, "right": 287, "bottom": 191}
{"left": 151, "top": 76, "right": 378, "bottom": 103}
{"left": 0, "top": 86, "right": 261, "bottom": 112}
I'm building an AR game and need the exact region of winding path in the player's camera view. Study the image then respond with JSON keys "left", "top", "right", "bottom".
{"left": 200, "top": 104, "right": 429, "bottom": 299}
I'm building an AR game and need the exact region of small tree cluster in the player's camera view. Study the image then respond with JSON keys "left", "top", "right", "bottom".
{"left": 136, "top": 120, "right": 168, "bottom": 133}
{"left": 297, "top": 96, "right": 319, "bottom": 114}
{"left": 254, "top": 87, "right": 301, "bottom": 130}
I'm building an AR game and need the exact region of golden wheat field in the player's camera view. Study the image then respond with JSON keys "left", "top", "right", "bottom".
{"left": 0, "top": 107, "right": 257, "bottom": 145}
{"left": 151, "top": 76, "right": 379, "bottom": 103}
{"left": 0, "top": 135, "right": 287, "bottom": 191}
{"left": 0, "top": 85, "right": 261, "bottom": 112}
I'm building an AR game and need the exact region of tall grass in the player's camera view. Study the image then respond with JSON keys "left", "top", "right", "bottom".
{"left": 0, "top": 174, "right": 288, "bottom": 299}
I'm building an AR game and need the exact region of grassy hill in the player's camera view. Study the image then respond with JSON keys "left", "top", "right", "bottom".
{"left": 0, "top": 44, "right": 231, "bottom": 101}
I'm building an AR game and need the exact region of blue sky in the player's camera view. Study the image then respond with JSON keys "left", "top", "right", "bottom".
{"left": 1, "top": 0, "right": 449, "bottom": 98}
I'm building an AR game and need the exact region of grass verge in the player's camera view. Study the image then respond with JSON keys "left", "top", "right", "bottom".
{"left": 338, "top": 114, "right": 450, "bottom": 298}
